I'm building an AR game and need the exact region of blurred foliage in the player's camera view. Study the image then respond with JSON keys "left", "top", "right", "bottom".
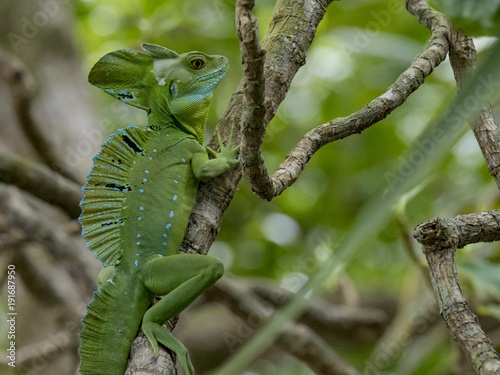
{"left": 72, "top": 0, "right": 500, "bottom": 373}
{"left": 430, "top": 0, "right": 500, "bottom": 35}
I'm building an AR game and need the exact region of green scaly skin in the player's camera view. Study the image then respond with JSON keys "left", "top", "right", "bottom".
{"left": 78, "top": 43, "right": 238, "bottom": 375}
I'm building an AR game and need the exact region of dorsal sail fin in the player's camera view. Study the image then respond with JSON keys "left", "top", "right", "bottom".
{"left": 79, "top": 126, "right": 150, "bottom": 266}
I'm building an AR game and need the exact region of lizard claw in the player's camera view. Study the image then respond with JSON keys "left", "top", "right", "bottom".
{"left": 206, "top": 146, "right": 217, "bottom": 158}
{"left": 208, "top": 118, "right": 240, "bottom": 168}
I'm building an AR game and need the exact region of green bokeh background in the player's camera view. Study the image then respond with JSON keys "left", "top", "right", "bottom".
{"left": 5, "top": 0, "right": 500, "bottom": 373}
{"left": 76, "top": 0, "right": 499, "bottom": 293}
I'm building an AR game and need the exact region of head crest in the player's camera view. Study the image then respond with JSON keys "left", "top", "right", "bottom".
{"left": 88, "top": 43, "right": 178, "bottom": 111}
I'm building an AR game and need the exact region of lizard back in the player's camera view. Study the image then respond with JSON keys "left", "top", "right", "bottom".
{"left": 79, "top": 125, "right": 204, "bottom": 269}
{"left": 78, "top": 124, "right": 206, "bottom": 375}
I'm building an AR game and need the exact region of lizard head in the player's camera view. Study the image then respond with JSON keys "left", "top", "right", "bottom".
{"left": 88, "top": 43, "right": 228, "bottom": 142}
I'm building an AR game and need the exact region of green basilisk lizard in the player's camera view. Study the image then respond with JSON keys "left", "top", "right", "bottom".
{"left": 78, "top": 43, "right": 238, "bottom": 375}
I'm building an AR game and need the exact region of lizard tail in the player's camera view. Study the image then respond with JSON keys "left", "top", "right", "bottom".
{"left": 79, "top": 279, "right": 149, "bottom": 375}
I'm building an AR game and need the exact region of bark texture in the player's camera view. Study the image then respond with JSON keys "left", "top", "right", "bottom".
{"left": 414, "top": 213, "right": 500, "bottom": 374}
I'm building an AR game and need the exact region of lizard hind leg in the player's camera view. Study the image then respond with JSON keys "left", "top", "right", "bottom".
{"left": 141, "top": 253, "right": 224, "bottom": 375}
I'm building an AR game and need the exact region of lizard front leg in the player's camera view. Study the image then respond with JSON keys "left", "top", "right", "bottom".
{"left": 140, "top": 254, "right": 224, "bottom": 375}
{"left": 191, "top": 121, "right": 239, "bottom": 182}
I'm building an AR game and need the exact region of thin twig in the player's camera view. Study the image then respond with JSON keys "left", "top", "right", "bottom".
{"left": 395, "top": 212, "right": 433, "bottom": 288}
{"left": 364, "top": 298, "right": 439, "bottom": 373}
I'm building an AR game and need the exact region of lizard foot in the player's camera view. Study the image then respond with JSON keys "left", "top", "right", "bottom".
{"left": 142, "top": 321, "right": 195, "bottom": 375}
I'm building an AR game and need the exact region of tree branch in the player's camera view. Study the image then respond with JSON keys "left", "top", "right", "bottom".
{"left": 125, "top": 334, "right": 177, "bottom": 375}
{"left": 0, "top": 184, "right": 94, "bottom": 293}
{"left": 447, "top": 26, "right": 500, "bottom": 188}
{"left": 249, "top": 278, "right": 387, "bottom": 331}
{"left": 0, "top": 151, "right": 82, "bottom": 219}
{"left": 231, "top": 0, "right": 336, "bottom": 201}
{"left": 207, "top": 277, "right": 360, "bottom": 375}
{"left": 241, "top": 0, "right": 449, "bottom": 200}
{"left": 181, "top": 0, "right": 335, "bottom": 254}
{"left": 236, "top": 0, "right": 273, "bottom": 199}
{"left": 410, "top": 3, "right": 500, "bottom": 374}
{"left": 414, "top": 212, "right": 500, "bottom": 374}
{"left": 396, "top": 211, "right": 433, "bottom": 288}
{"left": 0, "top": 50, "right": 81, "bottom": 183}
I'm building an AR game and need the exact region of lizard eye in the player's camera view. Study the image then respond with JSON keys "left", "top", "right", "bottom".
{"left": 190, "top": 58, "right": 205, "bottom": 70}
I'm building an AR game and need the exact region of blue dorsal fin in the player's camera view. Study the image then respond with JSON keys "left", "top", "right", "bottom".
{"left": 79, "top": 126, "right": 150, "bottom": 266}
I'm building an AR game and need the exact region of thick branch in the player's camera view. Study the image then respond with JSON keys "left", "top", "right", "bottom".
{"left": 207, "top": 277, "right": 359, "bottom": 375}
{"left": 237, "top": 0, "right": 274, "bottom": 198}
{"left": 415, "top": 210, "right": 500, "bottom": 249}
{"left": 181, "top": 0, "right": 334, "bottom": 255}
{"left": 448, "top": 27, "right": 500, "bottom": 188}
{"left": 0, "top": 184, "right": 94, "bottom": 293}
{"left": 414, "top": 213, "right": 500, "bottom": 374}
{"left": 249, "top": 279, "right": 387, "bottom": 331}
{"left": 125, "top": 334, "right": 176, "bottom": 375}
{"left": 0, "top": 151, "right": 82, "bottom": 219}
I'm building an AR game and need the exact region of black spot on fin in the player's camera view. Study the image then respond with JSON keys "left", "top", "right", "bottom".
{"left": 105, "top": 183, "right": 132, "bottom": 192}
{"left": 117, "top": 92, "right": 134, "bottom": 100}
{"left": 122, "top": 134, "right": 143, "bottom": 154}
